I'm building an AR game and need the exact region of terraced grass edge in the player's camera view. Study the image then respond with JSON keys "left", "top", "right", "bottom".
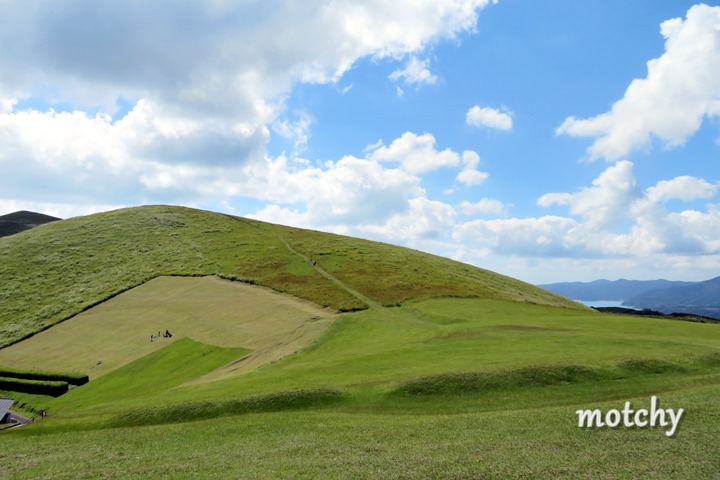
{"left": 111, "top": 388, "right": 345, "bottom": 427}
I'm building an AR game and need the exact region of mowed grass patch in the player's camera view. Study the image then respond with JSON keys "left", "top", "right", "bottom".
{"left": 48, "top": 338, "right": 249, "bottom": 415}
{"left": 0, "top": 276, "right": 333, "bottom": 380}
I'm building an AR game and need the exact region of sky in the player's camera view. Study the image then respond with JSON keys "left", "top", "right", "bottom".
{"left": 1, "top": 1, "right": 719, "bottom": 284}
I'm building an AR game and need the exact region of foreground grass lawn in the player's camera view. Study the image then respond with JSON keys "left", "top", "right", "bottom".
{"left": 4, "top": 381, "right": 719, "bottom": 479}
{"left": 3, "top": 296, "right": 719, "bottom": 479}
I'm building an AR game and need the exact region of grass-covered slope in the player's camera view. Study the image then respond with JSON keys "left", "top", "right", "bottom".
{"left": 1, "top": 210, "right": 719, "bottom": 478}
{"left": 0, "top": 205, "right": 579, "bottom": 347}
{"left": 3, "top": 296, "right": 720, "bottom": 478}
{"left": 0, "top": 276, "right": 332, "bottom": 380}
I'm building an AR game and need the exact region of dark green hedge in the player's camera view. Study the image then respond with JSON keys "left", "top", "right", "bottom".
{"left": 0, "top": 366, "right": 88, "bottom": 386}
{"left": 0, "top": 376, "right": 69, "bottom": 397}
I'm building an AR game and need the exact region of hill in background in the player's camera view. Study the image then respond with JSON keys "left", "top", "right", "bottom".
{"left": 0, "top": 210, "right": 61, "bottom": 238}
{"left": 0, "top": 205, "right": 580, "bottom": 348}
{"left": 539, "top": 277, "right": 720, "bottom": 320}
{"left": 625, "top": 276, "right": 720, "bottom": 319}
{"left": 537, "top": 278, "right": 697, "bottom": 301}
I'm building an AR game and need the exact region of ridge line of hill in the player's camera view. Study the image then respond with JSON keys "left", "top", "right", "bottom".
{"left": 278, "top": 235, "right": 378, "bottom": 309}
{"left": 0, "top": 205, "right": 584, "bottom": 346}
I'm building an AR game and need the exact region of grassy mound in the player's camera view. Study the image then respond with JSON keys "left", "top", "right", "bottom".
{"left": 0, "top": 205, "right": 580, "bottom": 347}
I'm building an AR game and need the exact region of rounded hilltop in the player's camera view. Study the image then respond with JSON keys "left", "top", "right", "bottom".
{"left": 0, "top": 205, "right": 582, "bottom": 347}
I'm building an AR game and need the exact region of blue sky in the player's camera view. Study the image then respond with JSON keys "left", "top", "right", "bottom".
{"left": 1, "top": 1, "right": 719, "bottom": 284}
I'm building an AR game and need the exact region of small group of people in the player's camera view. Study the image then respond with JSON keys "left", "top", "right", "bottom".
{"left": 150, "top": 329, "right": 173, "bottom": 341}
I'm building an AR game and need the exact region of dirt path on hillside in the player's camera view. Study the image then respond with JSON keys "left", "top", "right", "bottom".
{"left": 278, "top": 236, "right": 381, "bottom": 310}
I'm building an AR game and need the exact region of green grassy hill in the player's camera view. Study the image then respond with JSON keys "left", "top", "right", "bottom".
{"left": 0, "top": 205, "right": 579, "bottom": 348}
{"left": 2, "top": 205, "right": 719, "bottom": 479}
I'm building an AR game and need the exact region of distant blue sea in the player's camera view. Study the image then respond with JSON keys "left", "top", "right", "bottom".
{"left": 574, "top": 300, "right": 638, "bottom": 309}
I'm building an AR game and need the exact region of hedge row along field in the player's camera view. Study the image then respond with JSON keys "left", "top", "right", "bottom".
{"left": 0, "top": 377, "right": 68, "bottom": 397}
{"left": 0, "top": 366, "right": 89, "bottom": 386}
{"left": 0, "top": 366, "right": 88, "bottom": 396}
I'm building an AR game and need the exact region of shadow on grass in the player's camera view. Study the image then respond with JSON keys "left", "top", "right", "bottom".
{"left": 111, "top": 388, "right": 344, "bottom": 427}
{"left": 393, "top": 365, "right": 603, "bottom": 396}
{"left": 392, "top": 354, "right": 717, "bottom": 397}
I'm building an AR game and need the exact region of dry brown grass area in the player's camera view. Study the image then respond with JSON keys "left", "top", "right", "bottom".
{"left": 0, "top": 276, "right": 334, "bottom": 381}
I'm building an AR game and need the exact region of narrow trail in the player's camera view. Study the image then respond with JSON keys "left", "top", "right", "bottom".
{"left": 278, "top": 236, "right": 381, "bottom": 310}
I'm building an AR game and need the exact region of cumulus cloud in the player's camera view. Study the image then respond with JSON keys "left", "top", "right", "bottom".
{"left": 250, "top": 155, "right": 421, "bottom": 226}
{"left": 454, "top": 216, "right": 580, "bottom": 257}
{"left": 455, "top": 150, "right": 489, "bottom": 186}
{"left": 357, "top": 197, "right": 457, "bottom": 243}
{"left": 455, "top": 160, "right": 720, "bottom": 261}
{"left": 0, "top": 1, "right": 495, "bottom": 213}
{"left": 459, "top": 198, "right": 509, "bottom": 217}
{"left": 0, "top": 1, "right": 493, "bottom": 115}
{"left": 538, "top": 160, "right": 640, "bottom": 229}
{"left": 557, "top": 4, "right": 720, "bottom": 160}
{"left": 466, "top": 105, "right": 513, "bottom": 131}
{"left": 645, "top": 176, "right": 717, "bottom": 203}
{"left": 272, "top": 111, "right": 314, "bottom": 155}
{"left": 249, "top": 131, "right": 472, "bottom": 241}
{"left": 367, "top": 132, "right": 461, "bottom": 174}
{"left": 389, "top": 57, "right": 438, "bottom": 87}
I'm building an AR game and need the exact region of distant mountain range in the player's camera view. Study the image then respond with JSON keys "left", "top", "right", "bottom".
{"left": 536, "top": 279, "right": 697, "bottom": 301}
{"left": 538, "top": 277, "right": 720, "bottom": 319}
{"left": 0, "top": 210, "right": 61, "bottom": 237}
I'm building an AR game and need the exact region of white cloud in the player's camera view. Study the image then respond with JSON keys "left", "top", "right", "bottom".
{"left": 0, "top": 98, "right": 16, "bottom": 114}
{"left": 357, "top": 197, "right": 457, "bottom": 243}
{"left": 368, "top": 132, "right": 461, "bottom": 174}
{"left": 645, "top": 176, "right": 717, "bottom": 203}
{"left": 538, "top": 160, "right": 640, "bottom": 229}
{"left": 454, "top": 162, "right": 720, "bottom": 261}
{"left": 557, "top": 4, "right": 720, "bottom": 160}
{"left": 272, "top": 111, "right": 314, "bottom": 155}
{"left": 459, "top": 198, "right": 509, "bottom": 217}
{"left": 248, "top": 154, "right": 421, "bottom": 227}
{"left": 390, "top": 57, "right": 439, "bottom": 87}
{"left": 0, "top": 1, "right": 494, "bottom": 115}
{"left": 249, "top": 130, "right": 473, "bottom": 231}
{"left": 455, "top": 150, "right": 489, "bottom": 186}
{"left": 454, "top": 216, "right": 580, "bottom": 256}
{"left": 456, "top": 169, "right": 489, "bottom": 186}
{"left": 466, "top": 105, "right": 513, "bottom": 131}
{"left": 0, "top": 1, "right": 495, "bottom": 215}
